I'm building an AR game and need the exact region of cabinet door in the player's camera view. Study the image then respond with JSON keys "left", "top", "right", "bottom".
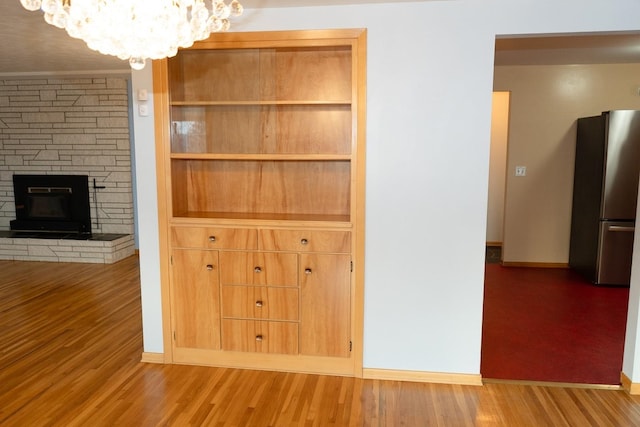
{"left": 171, "top": 249, "right": 221, "bottom": 350}
{"left": 300, "top": 253, "right": 351, "bottom": 357}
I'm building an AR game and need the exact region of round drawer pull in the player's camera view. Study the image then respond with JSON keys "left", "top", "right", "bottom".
{"left": 255, "top": 335, "right": 263, "bottom": 342}
{"left": 300, "top": 238, "right": 308, "bottom": 245}
{"left": 254, "top": 266, "right": 262, "bottom": 273}
{"left": 208, "top": 235, "right": 216, "bottom": 242}
{"left": 206, "top": 264, "right": 214, "bottom": 271}
{"left": 304, "top": 268, "right": 312, "bottom": 275}
{"left": 255, "top": 300, "right": 263, "bottom": 307}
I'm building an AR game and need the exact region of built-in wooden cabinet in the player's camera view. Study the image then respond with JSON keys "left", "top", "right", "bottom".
{"left": 153, "top": 29, "right": 366, "bottom": 376}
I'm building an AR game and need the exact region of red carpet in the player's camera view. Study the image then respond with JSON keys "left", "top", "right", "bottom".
{"left": 481, "top": 264, "right": 630, "bottom": 385}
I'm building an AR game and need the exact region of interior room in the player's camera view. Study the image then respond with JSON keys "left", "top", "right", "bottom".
{"left": 483, "top": 33, "right": 640, "bottom": 385}
{"left": 3, "top": 0, "right": 640, "bottom": 424}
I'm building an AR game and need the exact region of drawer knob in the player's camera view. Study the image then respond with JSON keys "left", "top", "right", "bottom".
{"left": 300, "top": 238, "right": 308, "bottom": 245}
{"left": 255, "top": 335, "right": 263, "bottom": 342}
{"left": 208, "top": 235, "right": 216, "bottom": 242}
{"left": 304, "top": 268, "right": 312, "bottom": 275}
{"left": 255, "top": 300, "right": 263, "bottom": 307}
{"left": 254, "top": 266, "right": 262, "bottom": 273}
{"left": 206, "top": 264, "right": 214, "bottom": 271}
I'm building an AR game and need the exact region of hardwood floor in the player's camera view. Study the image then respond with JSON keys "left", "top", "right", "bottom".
{"left": 3, "top": 255, "right": 640, "bottom": 426}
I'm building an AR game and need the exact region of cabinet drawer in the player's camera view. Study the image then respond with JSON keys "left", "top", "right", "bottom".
{"left": 172, "top": 227, "right": 257, "bottom": 249}
{"left": 259, "top": 229, "right": 351, "bottom": 253}
{"left": 222, "top": 286, "right": 298, "bottom": 321}
{"left": 222, "top": 319, "right": 298, "bottom": 354}
{"left": 220, "top": 252, "right": 297, "bottom": 287}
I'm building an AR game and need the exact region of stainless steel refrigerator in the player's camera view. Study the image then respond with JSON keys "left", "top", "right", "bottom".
{"left": 569, "top": 110, "right": 640, "bottom": 286}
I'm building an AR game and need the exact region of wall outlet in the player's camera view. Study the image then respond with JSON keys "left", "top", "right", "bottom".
{"left": 515, "top": 166, "right": 526, "bottom": 177}
{"left": 138, "top": 104, "right": 149, "bottom": 116}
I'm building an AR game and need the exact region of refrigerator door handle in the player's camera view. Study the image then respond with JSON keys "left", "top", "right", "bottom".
{"left": 607, "top": 225, "right": 635, "bottom": 232}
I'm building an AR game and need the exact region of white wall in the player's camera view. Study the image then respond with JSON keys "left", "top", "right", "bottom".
{"left": 133, "top": 0, "right": 640, "bottom": 380}
{"left": 625, "top": 184, "right": 640, "bottom": 377}
{"left": 131, "top": 67, "right": 163, "bottom": 353}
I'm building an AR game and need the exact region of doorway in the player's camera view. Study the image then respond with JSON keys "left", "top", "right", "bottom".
{"left": 481, "top": 33, "right": 639, "bottom": 384}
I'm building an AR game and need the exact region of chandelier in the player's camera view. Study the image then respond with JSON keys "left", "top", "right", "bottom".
{"left": 19, "top": 0, "right": 244, "bottom": 70}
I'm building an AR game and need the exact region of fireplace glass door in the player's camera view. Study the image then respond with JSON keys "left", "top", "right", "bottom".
{"left": 26, "top": 188, "right": 72, "bottom": 220}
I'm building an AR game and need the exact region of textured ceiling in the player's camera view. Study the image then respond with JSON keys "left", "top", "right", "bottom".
{"left": 1, "top": 1, "right": 639, "bottom": 75}
{"left": 0, "top": 0, "right": 428, "bottom": 74}
{"left": 0, "top": 1, "right": 128, "bottom": 74}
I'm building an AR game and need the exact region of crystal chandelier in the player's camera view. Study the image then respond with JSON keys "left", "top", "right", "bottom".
{"left": 19, "top": 0, "right": 244, "bottom": 70}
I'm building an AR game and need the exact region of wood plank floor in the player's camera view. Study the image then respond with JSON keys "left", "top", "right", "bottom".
{"left": 3, "top": 255, "right": 640, "bottom": 426}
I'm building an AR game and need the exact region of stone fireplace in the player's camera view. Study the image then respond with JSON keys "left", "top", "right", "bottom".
{"left": 0, "top": 76, "right": 135, "bottom": 263}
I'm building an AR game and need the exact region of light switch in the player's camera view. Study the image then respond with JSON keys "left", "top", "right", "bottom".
{"left": 137, "top": 89, "right": 148, "bottom": 101}
{"left": 515, "top": 166, "right": 526, "bottom": 177}
{"left": 138, "top": 104, "right": 149, "bottom": 116}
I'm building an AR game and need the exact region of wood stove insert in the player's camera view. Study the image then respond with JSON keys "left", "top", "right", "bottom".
{"left": 10, "top": 174, "right": 91, "bottom": 235}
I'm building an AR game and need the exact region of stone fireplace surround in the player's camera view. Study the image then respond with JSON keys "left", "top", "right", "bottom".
{"left": 0, "top": 76, "right": 135, "bottom": 264}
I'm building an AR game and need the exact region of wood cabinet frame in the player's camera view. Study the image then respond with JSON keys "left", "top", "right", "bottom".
{"left": 153, "top": 29, "right": 366, "bottom": 377}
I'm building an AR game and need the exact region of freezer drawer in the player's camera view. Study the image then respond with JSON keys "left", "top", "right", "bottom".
{"left": 597, "top": 221, "right": 635, "bottom": 286}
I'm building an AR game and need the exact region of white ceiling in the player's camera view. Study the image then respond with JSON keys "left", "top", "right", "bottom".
{"left": 1, "top": 1, "right": 639, "bottom": 74}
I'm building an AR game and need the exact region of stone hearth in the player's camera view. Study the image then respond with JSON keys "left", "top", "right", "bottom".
{"left": 0, "top": 232, "right": 134, "bottom": 264}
